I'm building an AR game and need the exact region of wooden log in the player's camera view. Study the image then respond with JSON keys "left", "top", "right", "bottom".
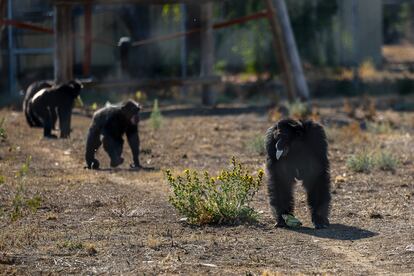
{"left": 54, "top": 4, "right": 73, "bottom": 84}
{"left": 265, "top": 0, "right": 309, "bottom": 101}
{"left": 200, "top": 2, "right": 215, "bottom": 106}
{"left": 83, "top": 3, "right": 92, "bottom": 76}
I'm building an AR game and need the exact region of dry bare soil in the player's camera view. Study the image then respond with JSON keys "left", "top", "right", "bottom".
{"left": 0, "top": 105, "right": 413, "bottom": 275}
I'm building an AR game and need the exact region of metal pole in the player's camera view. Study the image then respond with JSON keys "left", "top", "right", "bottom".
{"left": 180, "top": 4, "right": 188, "bottom": 99}
{"left": 7, "top": 0, "right": 16, "bottom": 95}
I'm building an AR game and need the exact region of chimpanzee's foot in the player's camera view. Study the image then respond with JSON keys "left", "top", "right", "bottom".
{"left": 312, "top": 214, "right": 330, "bottom": 229}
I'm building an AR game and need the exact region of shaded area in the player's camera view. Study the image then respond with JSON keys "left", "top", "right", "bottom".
{"left": 291, "top": 223, "right": 378, "bottom": 241}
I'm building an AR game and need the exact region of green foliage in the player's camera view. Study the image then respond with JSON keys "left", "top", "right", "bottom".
{"left": 0, "top": 118, "right": 7, "bottom": 141}
{"left": 166, "top": 157, "right": 264, "bottom": 225}
{"left": 347, "top": 152, "right": 374, "bottom": 173}
{"left": 0, "top": 175, "right": 4, "bottom": 185}
{"left": 10, "top": 156, "right": 42, "bottom": 221}
{"left": 287, "top": 100, "right": 310, "bottom": 119}
{"left": 16, "top": 156, "right": 31, "bottom": 178}
{"left": 367, "top": 121, "right": 393, "bottom": 134}
{"left": 150, "top": 99, "right": 163, "bottom": 130}
{"left": 375, "top": 151, "right": 398, "bottom": 173}
{"left": 246, "top": 134, "right": 265, "bottom": 155}
{"left": 58, "top": 241, "right": 84, "bottom": 251}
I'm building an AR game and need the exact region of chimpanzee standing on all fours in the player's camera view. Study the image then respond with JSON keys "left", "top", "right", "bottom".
{"left": 85, "top": 100, "right": 141, "bottom": 170}
{"left": 265, "top": 118, "right": 331, "bottom": 229}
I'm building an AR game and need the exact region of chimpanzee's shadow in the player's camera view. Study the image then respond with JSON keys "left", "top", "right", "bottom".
{"left": 290, "top": 224, "right": 377, "bottom": 241}
{"left": 96, "top": 166, "right": 158, "bottom": 172}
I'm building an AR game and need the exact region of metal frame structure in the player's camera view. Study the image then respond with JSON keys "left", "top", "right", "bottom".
{"left": 7, "top": 0, "right": 54, "bottom": 95}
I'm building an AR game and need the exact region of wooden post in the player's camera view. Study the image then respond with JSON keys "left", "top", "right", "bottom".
{"left": 54, "top": 4, "right": 73, "bottom": 84}
{"left": 266, "top": 0, "right": 309, "bottom": 101}
{"left": 83, "top": 3, "right": 92, "bottom": 77}
{"left": 200, "top": 2, "right": 215, "bottom": 106}
{"left": 0, "top": 0, "right": 6, "bottom": 32}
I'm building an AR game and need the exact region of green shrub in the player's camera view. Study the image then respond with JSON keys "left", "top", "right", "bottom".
{"left": 346, "top": 152, "right": 374, "bottom": 173}
{"left": 375, "top": 151, "right": 398, "bottom": 172}
{"left": 150, "top": 99, "right": 163, "bottom": 130}
{"left": 246, "top": 134, "right": 265, "bottom": 155}
{"left": 166, "top": 157, "right": 264, "bottom": 225}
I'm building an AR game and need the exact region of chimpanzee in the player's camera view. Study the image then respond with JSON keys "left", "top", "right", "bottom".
{"left": 265, "top": 118, "right": 331, "bottom": 229}
{"left": 23, "top": 80, "right": 54, "bottom": 128}
{"left": 28, "top": 80, "right": 82, "bottom": 138}
{"left": 85, "top": 100, "right": 141, "bottom": 170}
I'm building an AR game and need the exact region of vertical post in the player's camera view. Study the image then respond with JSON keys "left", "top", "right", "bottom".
{"left": 7, "top": 0, "right": 16, "bottom": 95}
{"left": 266, "top": 0, "right": 309, "bottom": 102}
{"left": 180, "top": 4, "right": 188, "bottom": 99}
{"left": 200, "top": 2, "right": 215, "bottom": 106}
{"left": 54, "top": 4, "right": 73, "bottom": 84}
{"left": 83, "top": 3, "right": 92, "bottom": 77}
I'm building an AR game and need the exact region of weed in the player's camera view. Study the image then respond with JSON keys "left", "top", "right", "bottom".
{"left": 59, "top": 240, "right": 83, "bottom": 251}
{"left": 287, "top": 100, "right": 309, "bottom": 119}
{"left": 367, "top": 121, "right": 393, "bottom": 134}
{"left": 166, "top": 157, "right": 264, "bottom": 225}
{"left": 150, "top": 99, "right": 163, "bottom": 130}
{"left": 0, "top": 117, "right": 7, "bottom": 141}
{"left": 375, "top": 151, "right": 398, "bottom": 173}
{"left": 10, "top": 156, "right": 42, "bottom": 220}
{"left": 246, "top": 134, "right": 265, "bottom": 155}
{"left": 0, "top": 175, "right": 4, "bottom": 185}
{"left": 346, "top": 151, "right": 374, "bottom": 173}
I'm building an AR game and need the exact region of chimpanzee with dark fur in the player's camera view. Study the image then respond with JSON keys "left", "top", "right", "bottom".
{"left": 265, "top": 118, "right": 331, "bottom": 229}
{"left": 28, "top": 80, "right": 82, "bottom": 138}
{"left": 23, "top": 80, "right": 54, "bottom": 128}
{"left": 85, "top": 100, "right": 141, "bottom": 170}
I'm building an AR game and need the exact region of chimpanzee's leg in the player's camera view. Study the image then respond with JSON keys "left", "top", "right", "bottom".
{"left": 267, "top": 163, "right": 296, "bottom": 227}
{"left": 303, "top": 170, "right": 331, "bottom": 229}
{"left": 102, "top": 135, "right": 124, "bottom": 167}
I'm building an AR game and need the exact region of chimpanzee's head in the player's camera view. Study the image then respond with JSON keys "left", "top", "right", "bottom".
{"left": 63, "top": 79, "right": 83, "bottom": 98}
{"left": 121, "top": 100, "right": 141, "bottom": 125}
{"left": 273, "top": 119, "right": 303, "bottom": 160}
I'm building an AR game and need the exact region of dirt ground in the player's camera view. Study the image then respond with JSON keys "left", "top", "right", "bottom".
{"left": 0, "top": 102, "right": 413, "bottom": 275}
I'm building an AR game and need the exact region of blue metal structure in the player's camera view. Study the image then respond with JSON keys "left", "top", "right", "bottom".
{"left": 6, "top": 0, "right": 54, "bottom": 95}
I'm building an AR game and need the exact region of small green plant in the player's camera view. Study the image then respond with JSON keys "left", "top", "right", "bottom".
{"left": 346, "top": 151, "right": 374, "bottom": 173}
{"left": 375, "top": 151, "right": 398, "bottom": 172}
{"left": 0, "top": 118, "right": 7, "bottom": 141}
{"left": 150, "top": 99, "right": 163, "bottom": 130}
{"left": 166, "top": 157, "right": 264, "bottom": 225}
{"left": 367, "top": 121, "right": 393, "bottom": 134}
{"left": 58, "top": 240, "right": 84, "bottom": 251}
{"left": 287, "top": 100, "right": 310, "bottom": 119}
{"left": 10, "top": 156, "right": 42, "bottom": 220}
{"left": 0, "top": 175, "right": 4, "bottom": 185}
{"left": 246, "top": 134, "right": 265, "bottom": 155}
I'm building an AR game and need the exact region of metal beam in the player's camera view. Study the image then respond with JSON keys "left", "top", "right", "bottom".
{"left": 52, "top": 0, "right": 220, "bottom": 5}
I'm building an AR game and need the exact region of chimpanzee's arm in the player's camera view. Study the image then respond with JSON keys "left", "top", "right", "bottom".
{"left": 85, "top": 124, "right": 102, "bottom": 169}
{"left": 126, "top": 125, "right": 140, "bottom": 168}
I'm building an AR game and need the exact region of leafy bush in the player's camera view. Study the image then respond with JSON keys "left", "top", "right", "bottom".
{"left": 166, "top": 157, "right": 264, "bottom": 225}
{"left": 375, "top": 151, "right": 398, "bottom": 172}
{"left": 246, "top": 134, "right": 265, "bottom": 155}
{"left": 346, "top": 152, "right": 374, "bottom": 173}
{"left": 150, "top": 99, "right": 163, "bottom": 130}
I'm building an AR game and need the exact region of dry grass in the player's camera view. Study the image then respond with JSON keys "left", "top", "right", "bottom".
{"left": 0, "top": 105, "right": 413, "bottom": 275}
